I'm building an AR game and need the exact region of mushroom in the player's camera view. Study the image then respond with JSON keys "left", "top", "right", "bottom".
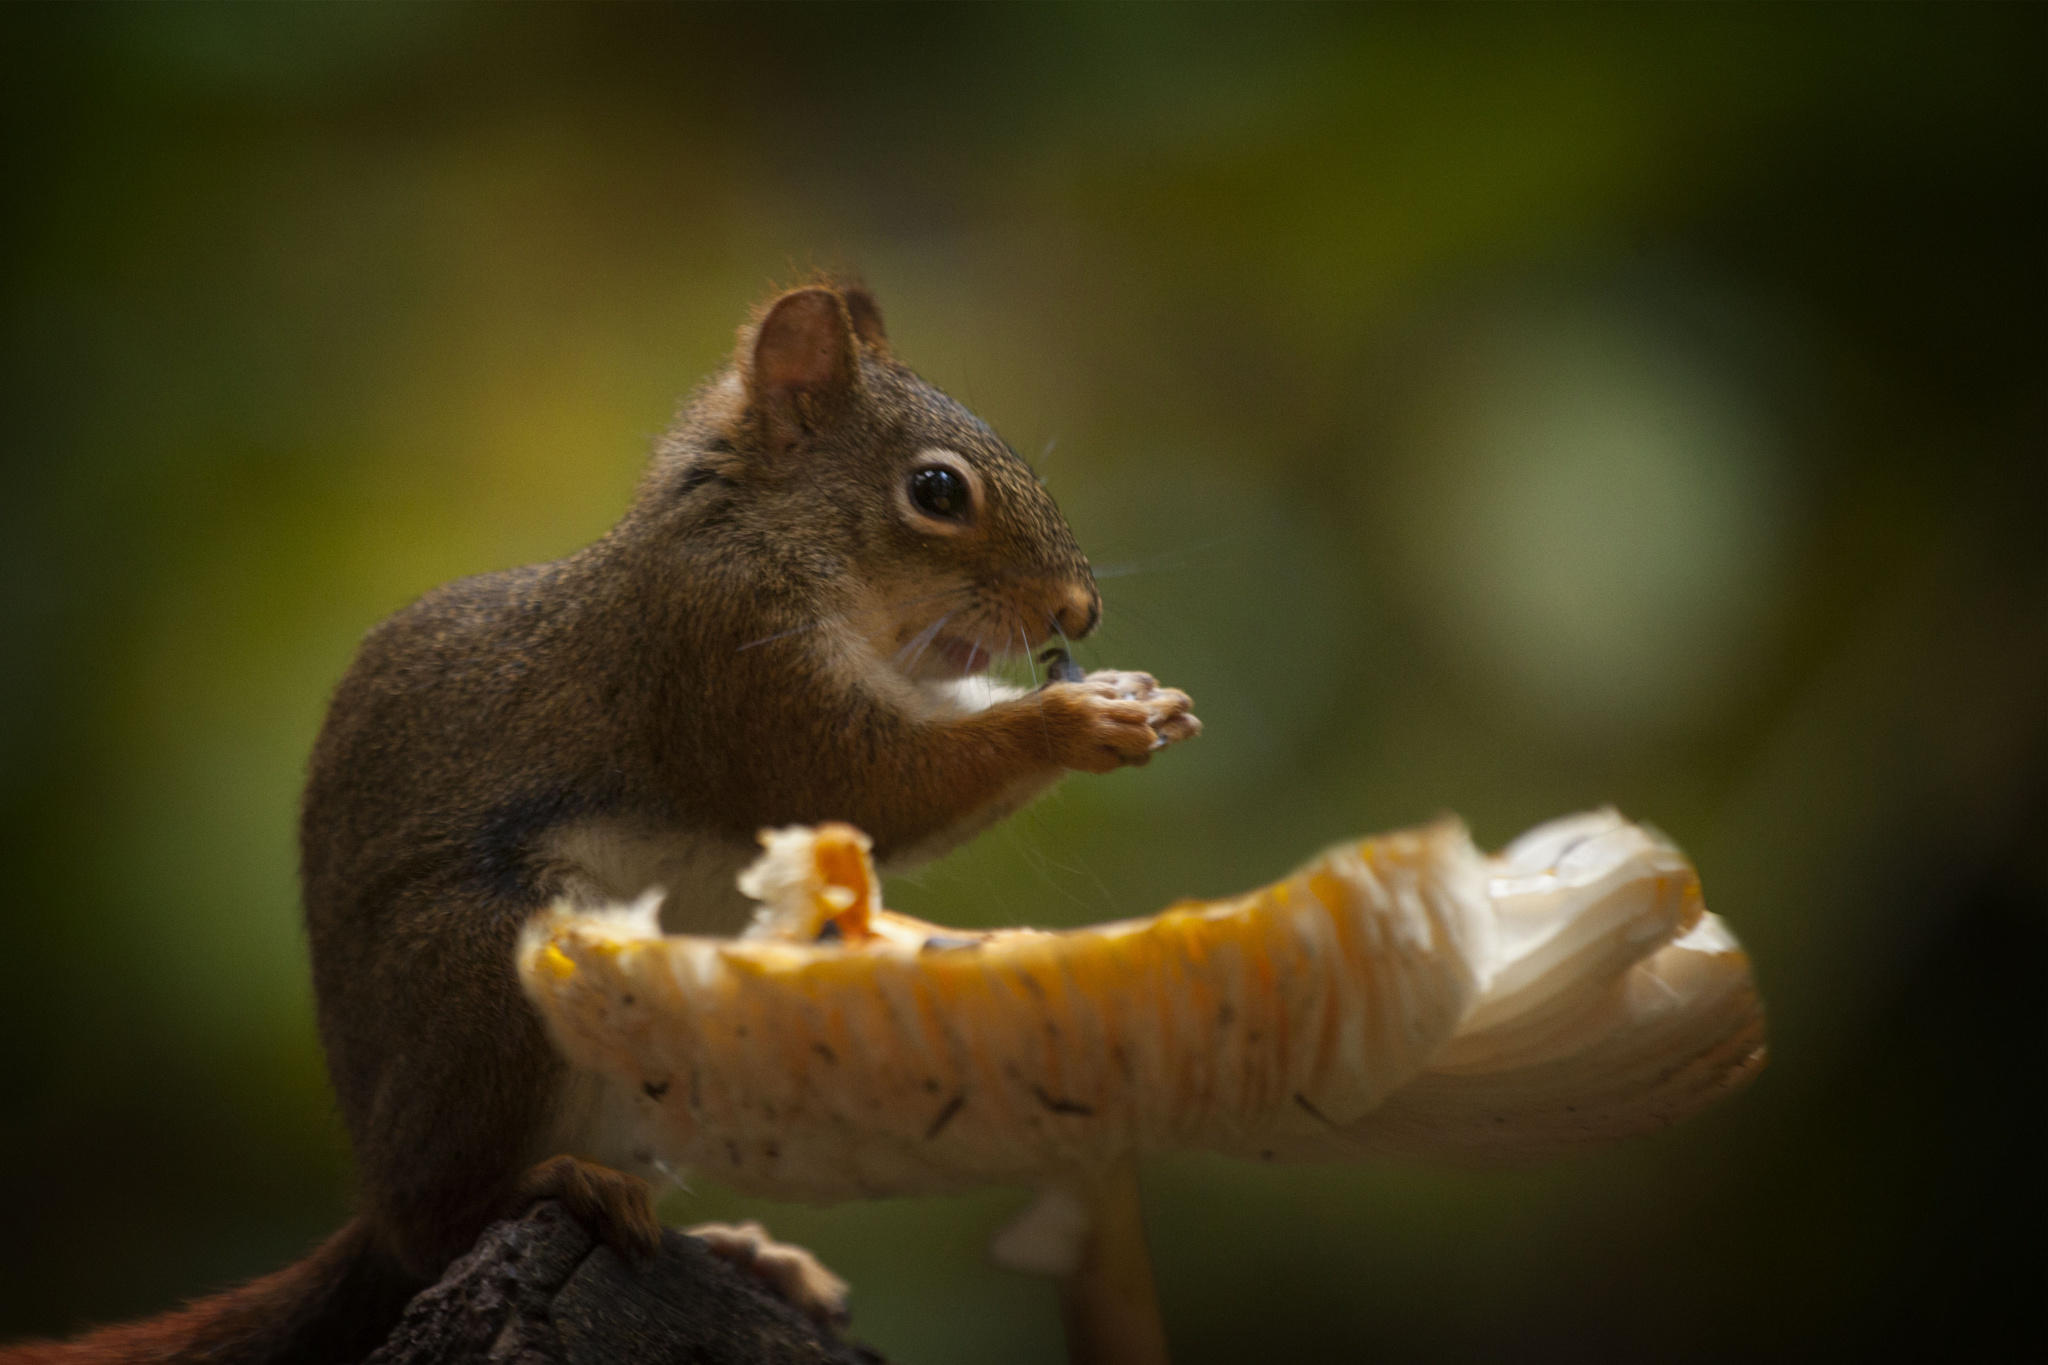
{"left": 520, "top": 810, "right": 1765, "bottom": 1363}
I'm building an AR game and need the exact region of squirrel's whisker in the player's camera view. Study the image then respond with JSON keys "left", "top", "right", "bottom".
{"left": 1090, "top": 531, "right": 1247, "bottom": 582}
{"left": 736, "top": 618, "right": 832, "bottom": 653}
{"left": 1049, "top": 611, "right": 1076, "bottom": 662}
{"left": 739, "top": 585, "right": 972, "bottom": 656}
{"left": 898, "top": 611, "right": 957, "bottom": 672}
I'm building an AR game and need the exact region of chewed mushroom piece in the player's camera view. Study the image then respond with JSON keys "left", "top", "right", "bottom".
{"left": 519, "top": 812, "right": 1764, "bottom": 1364}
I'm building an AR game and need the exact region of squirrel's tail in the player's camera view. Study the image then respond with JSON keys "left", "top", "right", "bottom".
{"left": 0, "top": 1217, "right": 420, "bottom": 1365}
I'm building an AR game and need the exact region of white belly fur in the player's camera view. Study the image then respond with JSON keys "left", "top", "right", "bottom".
{"left": 536, "top": 818, "right": 757, "bottom": 933}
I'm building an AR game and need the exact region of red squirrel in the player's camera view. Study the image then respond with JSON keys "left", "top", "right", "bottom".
{"left": 3, "top": 283, "right": 1199, "bottom": 1363}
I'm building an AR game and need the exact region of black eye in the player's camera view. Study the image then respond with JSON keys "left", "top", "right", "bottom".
{"left": 909, "top": 465, "right": 970, "bottom": 521}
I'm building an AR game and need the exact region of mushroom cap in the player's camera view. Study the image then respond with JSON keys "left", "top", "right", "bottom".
{"left": 519, "top": 811, "right": 1764, "bottom": 1201}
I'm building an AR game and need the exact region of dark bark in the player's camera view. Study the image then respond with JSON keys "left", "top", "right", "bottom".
{"left": 364, "top": 1203, "right": 888, "bottom": 1365}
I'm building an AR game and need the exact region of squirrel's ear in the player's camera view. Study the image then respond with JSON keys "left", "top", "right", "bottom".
{"left": 745, "top": 287, "right": 863, "bottom": 452}
{"left": 842, "top": 287, "right": 888, "bottom": 351}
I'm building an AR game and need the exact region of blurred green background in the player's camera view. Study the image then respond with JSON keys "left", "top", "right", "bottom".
{"left": 2, "top": 5, "right": 2041, "bottom": 1362}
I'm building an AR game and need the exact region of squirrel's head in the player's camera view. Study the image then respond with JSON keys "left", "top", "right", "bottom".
{"left": 648, "top": 285, "right": 1100, "bottom": 683}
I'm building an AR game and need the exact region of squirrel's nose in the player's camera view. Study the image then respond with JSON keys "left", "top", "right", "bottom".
{"left": 1054, "top": 584, "right": 1101, "bottom": 641}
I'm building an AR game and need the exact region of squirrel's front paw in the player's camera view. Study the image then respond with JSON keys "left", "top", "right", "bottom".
{"left": 1039, "top": 670, "right": 1200, "bottom": 773}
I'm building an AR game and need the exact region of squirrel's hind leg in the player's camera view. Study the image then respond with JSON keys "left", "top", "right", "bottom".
{"left": 686, "top": 1220, "right": 852, "bottom": 1327}
{"left": 510, "top": 1153, "right": 664, "bottom": 1262}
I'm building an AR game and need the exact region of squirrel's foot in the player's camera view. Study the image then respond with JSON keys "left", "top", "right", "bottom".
{"left": 687, "top": 1219, "right": 852, "bottom": 1327}
{"left": 513, "top": 1154, "right": 663, "bottom": 1262}
{"left": 1038, "top": 670, "right": 1201, "bottom": 772}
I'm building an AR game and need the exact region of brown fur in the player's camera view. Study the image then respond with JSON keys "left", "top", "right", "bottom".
{"left": 4, "top": 284, "right": 1196, "bottom": 1362}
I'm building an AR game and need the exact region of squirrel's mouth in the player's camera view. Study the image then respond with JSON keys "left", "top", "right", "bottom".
{"left": 930, "top": 634, "right": 994, "bottom": 677}
{"left": 902, "top": 617, "right": 1060, "bottom": 682}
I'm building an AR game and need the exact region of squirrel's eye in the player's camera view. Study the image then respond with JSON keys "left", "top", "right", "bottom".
{"left": 909, "top": 465, "right": 971, "bottom": 521}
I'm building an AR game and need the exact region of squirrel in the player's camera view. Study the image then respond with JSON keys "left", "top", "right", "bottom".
{"left": 4, "top": 282, "right": 1199, "bottom": 1364}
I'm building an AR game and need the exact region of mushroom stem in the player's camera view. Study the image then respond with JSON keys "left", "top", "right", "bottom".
{"left": 1058, "top": 1157, "right": 1170, "bottom": 1365}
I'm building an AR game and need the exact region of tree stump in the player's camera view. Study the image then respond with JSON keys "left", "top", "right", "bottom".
{"left": 364, "top": 1202, "right": 888, "bottom": 1365}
